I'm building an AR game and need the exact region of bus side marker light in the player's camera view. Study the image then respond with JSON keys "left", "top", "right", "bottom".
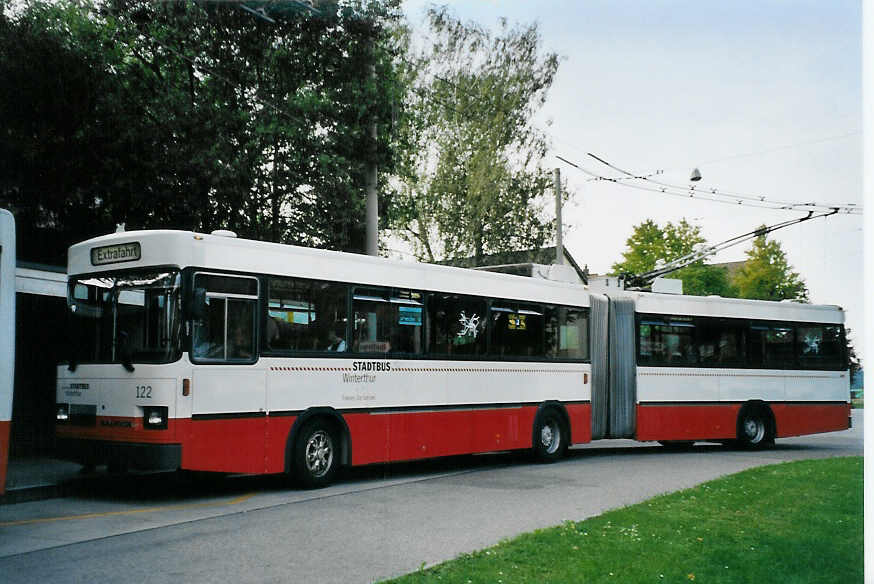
{"left": 56, "top": 403, "right": 69, "bottom": 422}
{"left": 583, "top": 373, "right": 589, "bottom": 384}
{"left": 183, "top": 378, "right": 190, "bottom": 397}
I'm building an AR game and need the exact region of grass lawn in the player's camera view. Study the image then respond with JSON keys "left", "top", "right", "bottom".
{"left": 384, "top": 456, "right": 862, "bottom": 584}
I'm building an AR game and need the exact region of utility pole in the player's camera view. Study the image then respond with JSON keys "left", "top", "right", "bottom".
{"left": 365, "top": 57, "right": 378, "bottom": 256}
{"left": 365, "top": 114, "right": 378, "bottom": 256}
{"left": 554, "top": 167, "right": 563, "bottom": 264}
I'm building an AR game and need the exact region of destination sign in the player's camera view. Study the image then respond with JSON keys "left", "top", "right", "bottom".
{"left": 91, "top": 242, "right": 141, "bottom": 266}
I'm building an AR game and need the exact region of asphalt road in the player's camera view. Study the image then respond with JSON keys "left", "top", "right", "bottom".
{"left": 0, "top": 410, "right": 862, "bottom": 583}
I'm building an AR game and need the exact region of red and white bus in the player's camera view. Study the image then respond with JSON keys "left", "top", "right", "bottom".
{"left": 55, "top": 229, "right": 849, "bottom": 487}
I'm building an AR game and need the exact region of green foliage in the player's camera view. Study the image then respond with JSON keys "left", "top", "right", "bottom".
{"left": 611, "top": 219, "right": 736, "bottom": 297}
{"left": 0, "top": 0, "right": 407, "bottom": 262}
{"left": 733, "top": 229, "right": 809, "bottom": 301}
{"left": 674, "top": 262, "right": 734, "bottom": 297}
{"left": 612, "top": 219, "right": 703, "bottom": 274}
{"left": 384, "top": 457, "right": 863, "bottom": 584}
{"left": 846, "top": 328, "right": 861, "bottom": 382}
{"left": 387, "top": 7, "right": 561, "bottom": 262}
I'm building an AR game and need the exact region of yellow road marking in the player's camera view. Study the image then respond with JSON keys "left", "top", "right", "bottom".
{"left": 0, "top": 492, "right": 256, "bottom": 528}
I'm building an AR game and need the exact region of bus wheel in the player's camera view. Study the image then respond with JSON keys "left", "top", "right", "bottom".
{"left": 293, "top": 419, "right": 339, "bottom": 488}
{"left": 533, "top": 410, "right": 567, "bottom": 462}
{"left": 737, "top": 406, "right": 774, "bottom": 450}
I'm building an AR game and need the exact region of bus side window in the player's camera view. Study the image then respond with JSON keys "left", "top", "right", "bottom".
{"left": 489, "top": 302, "right": 544, "bottom": 358}
{"left": 427, "top": 293, "right": 486, "bottom": 357}
{"left": 193, "top": 296, "right": 226, "bottom": 359}
{"left": 749, "top": 323, "right": 794, "bottom": 369}
{"left": 545, "top": 306, "right": 589, "bottom": 360}
{"left": 227, "top": 300, "right": 255, "bottom": 360}
{"left": 191, "top": 273, "right": 258, "bottom": 362}
{"left": 265, "top": 277, "right": 348, "bottom": 353}
{"left": 352, "top": 287, "right": 423, "bottom": 355}
{"left": 798, "top": 324, "right": 844, "bottom": 370}
{"left": 765, "top": 326, "right": 794, "bottom": 368}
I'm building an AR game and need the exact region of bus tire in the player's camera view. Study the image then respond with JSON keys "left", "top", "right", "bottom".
{"left": 532, "top": 409, "right": 568, "bottom": 462}
{"left": 736, "top": 404, "right": 775, "bottom": 450}
{"left": 293, "top": 418, "right": 340, "bottom": 488}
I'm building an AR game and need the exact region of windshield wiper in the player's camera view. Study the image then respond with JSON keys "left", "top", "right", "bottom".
{"left": 118, "top": 330, "right": 136, "bottom": 372}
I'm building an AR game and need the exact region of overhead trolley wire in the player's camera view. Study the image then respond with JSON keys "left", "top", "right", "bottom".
{"left": 697, "top": 130, "right": 860, "bottom": 166}
{"left": 555, "top": 153, "right": 862, "bottom": 215}
{"left": 582, "top": 152, "right": 862, "bottom": 215}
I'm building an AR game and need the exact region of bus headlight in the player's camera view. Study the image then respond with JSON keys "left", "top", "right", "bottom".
{"left": 143, "top": 406, "right": 168, "bottom": 430}
{"left": 56, "top": 403, "right": 70, "bottom": 422}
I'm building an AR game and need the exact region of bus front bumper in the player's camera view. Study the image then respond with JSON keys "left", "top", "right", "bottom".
{"left": 56, "top": 439, "right": 181, "bottom": 471}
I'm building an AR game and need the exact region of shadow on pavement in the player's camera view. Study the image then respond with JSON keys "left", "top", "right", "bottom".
{"left": 24, "top": 433, "right": 854, "bottom": 505}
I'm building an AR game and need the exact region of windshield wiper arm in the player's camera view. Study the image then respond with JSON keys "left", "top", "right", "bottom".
{"left": 118, "top": 330, "right": 135, "bottom": 372}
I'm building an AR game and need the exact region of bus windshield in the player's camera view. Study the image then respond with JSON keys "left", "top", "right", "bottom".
{"left": 68, "top": 270, "right": 182, "bottom": 366}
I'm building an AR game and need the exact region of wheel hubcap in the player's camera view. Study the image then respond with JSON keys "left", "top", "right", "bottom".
{"left": 540, "top": 420, "right": 560, "bottom": 454}
{"left": 305, "top": 430, "right": 333, "bottom": 477}
{"left": 743, "top": 416, "right": 765, "bottom": 443}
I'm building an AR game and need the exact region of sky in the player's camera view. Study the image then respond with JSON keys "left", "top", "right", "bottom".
{"left": 402, "top": 0, "right": 864, "bottom": 356}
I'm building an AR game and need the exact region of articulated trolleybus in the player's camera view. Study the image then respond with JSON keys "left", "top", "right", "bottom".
{"left": 55, "top": 229, "right": 850, "bottom": 486}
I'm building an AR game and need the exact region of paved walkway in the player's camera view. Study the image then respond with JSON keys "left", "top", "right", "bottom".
{"left": 1, "top": 457, "right": 83, "bottom": 504}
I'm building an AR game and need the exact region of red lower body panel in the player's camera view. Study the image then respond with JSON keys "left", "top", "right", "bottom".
{"left": 345, "top": 403, "right": 592, "bottom": 466}
{"left": 772, "top": 403, "right": 850, "bottom": 437}
{"left": 637, "top": 404, "right": 740, "bottom": 441}
{"left": 55, "top": 401, "right": 848, "bottom": 475}
{"left": 636, "top": 402, "right": 849, "bottom": 442}
{"left": 56, "top": 402, "right": 593, "bottom": 474}
{"left": 0, "top": 420, "right": 10, "bottom": 495}
{"left": 567, "top": 403, "right": 592, "bottom": 445}
{"left": 182, "top": 417, "right": 268, "bottom": 474}
{"left": 345, "top": 407, "right": 539, "bottom": 466}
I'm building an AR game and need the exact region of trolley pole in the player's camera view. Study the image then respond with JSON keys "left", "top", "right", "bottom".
{"left": 554, "top": 167, "right": 563, "bottom": 264}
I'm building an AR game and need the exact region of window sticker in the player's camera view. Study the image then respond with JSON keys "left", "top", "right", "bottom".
{"left": 398, "top": 306, "right": 422, "bottom": 326}
{"left": 508, "top": 313, "right": 527, "bottom": 331}
{"left": 457, "top": 311, "right": 481, "bottom": 339}
{"left": 292, "top": 311, "right": 312, "bottom": 325}
{"left": 801, "top": 328, "right": 822, "bottom": 355}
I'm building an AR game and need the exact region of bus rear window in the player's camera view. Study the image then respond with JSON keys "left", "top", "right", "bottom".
{"left": 798, "top": 324, "right": 844, "bottom": 370}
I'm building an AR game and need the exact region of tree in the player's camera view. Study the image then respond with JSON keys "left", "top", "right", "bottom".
{"left": 387, "top": 7, "right": 561, "bottom": 263}
{"left": 611, "top": 219, "right": 735, "bottom": 296}
{"left": 0, "top": 0, "right": 407, "bottom": 262}
{"left": 846, "top": 328, "right": 861, "bottom": 387}
{"left": 732, "top": 230, "right": 808, "bottom": 301}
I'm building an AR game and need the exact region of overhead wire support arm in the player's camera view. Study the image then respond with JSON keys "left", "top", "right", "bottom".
{"left": 621, "top": 208, "right": 840, "bottom": 289}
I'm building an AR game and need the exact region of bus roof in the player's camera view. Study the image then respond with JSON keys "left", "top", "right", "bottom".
{"left": 620, "top": 290, "right": 844, "bottom": 325}
{"left": 68, "top": 229, "right": 592, "bottom": 307}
